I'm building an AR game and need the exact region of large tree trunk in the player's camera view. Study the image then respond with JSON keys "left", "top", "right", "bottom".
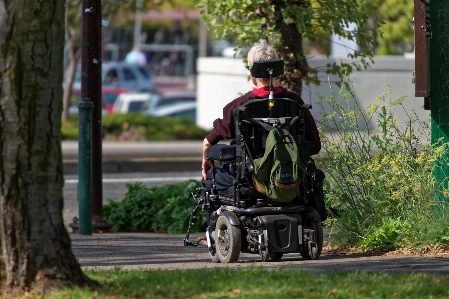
{"left": 0, "top": 0, "right": 95, "bottom": 295}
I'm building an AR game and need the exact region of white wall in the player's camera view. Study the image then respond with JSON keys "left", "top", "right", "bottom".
{"left": 197, "top": 55, "right": 430, "bottom": 132}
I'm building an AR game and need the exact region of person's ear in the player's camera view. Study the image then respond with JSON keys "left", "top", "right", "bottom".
{"left": 251, "top": 76, "right": 257, "bottom": 86}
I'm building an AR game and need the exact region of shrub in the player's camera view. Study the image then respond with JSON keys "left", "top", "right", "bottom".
{"left": 103, "top": 180, "right": 207, "bottom": 233}
{"left": 316, "top": 81, "right": 449, "bottom": 251}
{"left": 61, "top": 113, "right": 210, "bottom": 141}
{"left": 61, "top": 117, "right": 79, "bottom": 140}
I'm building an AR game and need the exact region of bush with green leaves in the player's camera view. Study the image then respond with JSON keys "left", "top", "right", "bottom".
{"left": 61, "top": 113, "right": 210, "bottom": 141}
{"left": 103, "top": 180, "right": 207, "bottom": 234}
{"left": 316, "top": 82, "right": 449, "bottom": 251}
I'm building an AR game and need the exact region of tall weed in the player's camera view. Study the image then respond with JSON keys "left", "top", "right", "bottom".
{"left": 316, "top": 81, "right": 449, "bottom": 250}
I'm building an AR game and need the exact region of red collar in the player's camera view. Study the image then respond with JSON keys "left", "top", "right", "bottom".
{"left": 252, "top": 86, "right": 283, "bottom": 97}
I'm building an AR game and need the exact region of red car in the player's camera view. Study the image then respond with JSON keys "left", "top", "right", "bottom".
{"left": 68, "top": 87, "right": 128, "bottom": 114}
{"left": 102, "top": 87, "right": 128, "bottom": 113}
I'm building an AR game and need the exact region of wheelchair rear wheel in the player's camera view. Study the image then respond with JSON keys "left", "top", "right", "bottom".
{"left": 300, "top": 209, "right": 323, "bottom": 260}
{"left": 215, "top": 215, "right": 241, "bottom": 263}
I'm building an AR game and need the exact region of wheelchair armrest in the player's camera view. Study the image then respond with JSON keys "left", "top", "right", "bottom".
{"left": 206, "top": 144, "right": 236, "bottom": 162}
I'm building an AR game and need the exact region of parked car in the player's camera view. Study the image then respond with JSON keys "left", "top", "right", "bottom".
{"left": 71, "top": 62, "right": 154, "bottom": 91}
{"left": 112, "top": 92, "right": 158, "bottom": 113}
{"left": 102, "top": 87, "right": 128, "bottom": 112}
{"left": 144, "top": 90, "right": 196, "bottom": 113}
{"left": 145, "top": 102, "right": 197, "bottom": 122}
{"left": 102, "top": 62, "right": 154, "bottom": 91}
{"left": 68, "top": 88, "right": 108, "bottom": 115}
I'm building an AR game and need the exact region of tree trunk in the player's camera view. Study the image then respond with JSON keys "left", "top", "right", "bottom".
{"left": 62, "top": 52, "right": 80, "bottom": 122}
{"left": 270, "top": 0, "right": 309, "bottom": 97}
{"left": 0, "top": 0, "right": 95, "bottom": 295}
{"left": 274, "top": 23, "right": 308, "bottom": 96}
{"left": 62, "top": 0, "right": 82, "bottom": 122}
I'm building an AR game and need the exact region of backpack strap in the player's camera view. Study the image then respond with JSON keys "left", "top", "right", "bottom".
{"left": 242, "top": 117, "right": 273, "bottom": 132}
{"left": 281, "top": 116, "right": 299, "bottom": 132}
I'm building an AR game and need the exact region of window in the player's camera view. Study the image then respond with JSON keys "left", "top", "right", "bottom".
{"left": 103, "top": 93, "right": 119, "bottom": 105}
{"left": 128, "top": 100, "right": 151, "bottom": 112}
{"left": 171, "top": 109, "right": 195, "bottom": 121}
{"left": 137, "top": 66, "right": 151, "bottom": 78}
{"left": 123, "top": 68, "right": 136, "bottom": 81}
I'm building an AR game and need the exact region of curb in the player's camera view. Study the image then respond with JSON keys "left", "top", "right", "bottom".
{"left": 62, "top": 140, "right": 203, "bottom": 175}
{"left": 63, "top": 157, "right": 202, "bottom": 175}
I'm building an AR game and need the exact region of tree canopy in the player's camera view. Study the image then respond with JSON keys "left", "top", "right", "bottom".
{"left": 372, "top": 0, "right": 414, "bottom": 55}
{"left": 198, "top": 0, "right": 382, "bottom": 91}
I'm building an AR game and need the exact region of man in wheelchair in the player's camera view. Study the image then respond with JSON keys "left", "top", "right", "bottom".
{"left": 185, "top": 39, "right": 326, "bottom": 263}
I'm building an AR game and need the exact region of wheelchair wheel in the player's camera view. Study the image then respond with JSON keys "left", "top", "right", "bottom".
{"left": 308, "top": 186, "right": 327, "bottom": 222}
{"left": 215, "top": 215, "right": 241, "bottom": 263}
{"left": 300, "top": 209, "right": 323, "bottom": 260}
{"left": 259, "top": 244, "right": 269, "bottom": 262}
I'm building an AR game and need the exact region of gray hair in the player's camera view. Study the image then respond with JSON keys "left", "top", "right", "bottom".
{"left": 247, "top": 39, "right": 279, "bottom": 70}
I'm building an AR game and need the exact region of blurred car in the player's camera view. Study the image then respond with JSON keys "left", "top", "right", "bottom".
{"left": 68, "top": 88, "right": 108, "bottom": 115}
{"left": 146, "top": 90, "right": 196, "bottom": 112}
{"left": 112, "top": 92, "right": 158, "bottom": 113}
{"left": 145, "top": 102, "right": 196, "bottom": 122}
{"left": 71, "top": 62, "right": 154, "bottom": 91}
{"left": 102, "top": 62, "right": 154, "bottom": 91}
{"left": 102, "top": 87, "right": 128, "bottom": 112}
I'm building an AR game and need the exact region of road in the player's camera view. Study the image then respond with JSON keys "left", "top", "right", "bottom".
{"left": 63, "top": 171, "right": 201, "bottom": 227}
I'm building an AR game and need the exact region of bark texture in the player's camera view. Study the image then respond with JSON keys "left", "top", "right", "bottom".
{"left": 271, "top": 0, "right": 308, "bottom": 96}
{"left": 257, "top": 0, "right": 309, "bottom": 96}
{"left": 0, "top": 0, "right": 95, "bottom": 295}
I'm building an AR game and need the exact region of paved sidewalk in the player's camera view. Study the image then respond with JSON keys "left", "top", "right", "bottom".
{"left": 70, "top": 232, "right": 449, "bottom": 274}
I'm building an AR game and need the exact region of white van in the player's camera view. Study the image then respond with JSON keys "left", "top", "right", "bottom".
{"left": 112, "top": 92, "right": 160, "bottom": 113}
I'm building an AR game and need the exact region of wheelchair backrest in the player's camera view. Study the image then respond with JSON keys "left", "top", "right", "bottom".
{"left": 233, "top": 97, "right": 307, "bottom": 159}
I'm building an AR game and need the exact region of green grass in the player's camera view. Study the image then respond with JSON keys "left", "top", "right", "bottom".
{"left": 20, "top": 267, "right": 449, "bottom": 299}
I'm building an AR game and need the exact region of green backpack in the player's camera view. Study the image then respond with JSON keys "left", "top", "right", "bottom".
{"left": 252, "top": 127, "right": 306, "bottom": 202}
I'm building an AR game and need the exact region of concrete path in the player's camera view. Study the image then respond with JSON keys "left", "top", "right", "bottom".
{"left": 70, "top": 232, "right": 449, "bottom": 274}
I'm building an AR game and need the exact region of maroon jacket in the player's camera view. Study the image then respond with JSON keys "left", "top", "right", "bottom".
{"left": 206, "top": 86, "right": 321, "bottom": 155}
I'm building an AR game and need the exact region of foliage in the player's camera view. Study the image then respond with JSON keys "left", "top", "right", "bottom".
{"left": 61, "top": 118, "right": 79, "bottom": 140}
{"left": 16, "top": 268, "right": 449, "bottom": 298}
{"left": 103, "top": 180, "right": 206, "bottom": 233}
{"left": 198, "top": 0, "right": 381, "bottom": 88}
{"left": 61, "top": 113, "right": 209, "bottom": 140}
{"left": 371, "top": 0, "right": 414, "bottom": 55}
{"left": 316, "top": 81, "right": 449, "bottom": 251}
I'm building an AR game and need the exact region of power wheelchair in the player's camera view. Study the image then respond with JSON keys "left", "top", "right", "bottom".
{"left": 184, "top": 60, "right": 326, "bottom": 263}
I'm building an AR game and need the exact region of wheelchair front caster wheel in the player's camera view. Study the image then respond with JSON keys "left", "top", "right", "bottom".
{"left": 259, "top": 246, "right": 268, "bottom": 262}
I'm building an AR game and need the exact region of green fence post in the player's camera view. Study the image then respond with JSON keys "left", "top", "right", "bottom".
{"left": 78, "top": 100, "right": 93, "bottom": 235}
{"left": 430, "top": 0, "right": 449, "bottom": 201}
